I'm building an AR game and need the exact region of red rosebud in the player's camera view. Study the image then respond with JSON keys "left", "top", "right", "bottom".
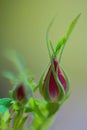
{"left": 42, "top": 58, "right": 67, "bottom": 101}
{"left": 16, "top": 84, "right": 25, "bottom": 101}
{"left": 11, "top": 83, "right": 28, "bottom": 104}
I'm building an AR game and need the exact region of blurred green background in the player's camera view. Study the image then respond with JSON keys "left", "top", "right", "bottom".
{"left": 0, "top": 0, "right": 87, "bottom": 130}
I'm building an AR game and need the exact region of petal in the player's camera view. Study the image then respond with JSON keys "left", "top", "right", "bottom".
{"left": 49, "top": 72, "right": 59, "bottom": 99}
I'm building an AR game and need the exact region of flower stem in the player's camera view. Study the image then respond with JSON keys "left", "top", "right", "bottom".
{"left": 13, "top": 109, "right": 24, "bottom": 130}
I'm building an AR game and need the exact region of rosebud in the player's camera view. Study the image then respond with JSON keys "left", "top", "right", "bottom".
{"left": 10, "top": 83, "right": 31, "bottom": 104}
{"left": 16, "top": 84, "right": 25, "bottom": 101}
{"left": 42, "top": 58, "right": 69, "bottom": 101}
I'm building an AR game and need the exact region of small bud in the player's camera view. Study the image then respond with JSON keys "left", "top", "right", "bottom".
{"left": 42, "top": 58, "right": 68, "bottom": 101}
{"left": 11, "top": 83, "right": 30, "bottom": 104}
{"left": 16, "top": 84, "right": 25, "bottom": 101}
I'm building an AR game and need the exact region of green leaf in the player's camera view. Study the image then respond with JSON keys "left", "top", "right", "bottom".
{"left": 0, "top": 98, "right": 12, "bottom": 107}
{"left": 25, "top": 106, "right": 33, "bottom": 112}
{"left": 29, "top": 98, "right": 50, "bottom": 130}
{"left": 29, "top": 98, "right": 46, "bottom": 119}
{"left": 29, "top": 98, "right": 40, "bottom": 113}
{"left": 3, "top": 71, "right": 18, "bottom": 82}
{"left": 2, "top": 110, "right": 10, "bottom": 122}
{"left": 0, "top": 98, "right": 12, "bottom": 114}
{"left": 28, "top": 78, "right": 37, "bottom": 92}
{"left": 56, "top": 13, "right": 81, "bottom": 55}
{"left": 4, "top": 49, "right": 26, "bottom": 73}
{"left": 12, "top": 102, "right": 19, "bottom": 111}
{"left": 0, "top": 110, "right": 10, "bottom": 130}
{"left": 4, "top": 50, "right": 34, "bottom": 91}
{"left": 0, "top": 105, "right": 8, "bottom": 114}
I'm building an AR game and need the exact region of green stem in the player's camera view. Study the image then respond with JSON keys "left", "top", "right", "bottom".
{"left": 13, "top": 109, "right": 24, "bottom": 130}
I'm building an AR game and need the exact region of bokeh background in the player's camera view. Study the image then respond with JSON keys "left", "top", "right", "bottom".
{"left": 0, "top": 0, "right": 87, "bottom": 130}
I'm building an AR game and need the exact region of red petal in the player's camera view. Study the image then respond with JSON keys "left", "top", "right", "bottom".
{"left": 49, "top": 72, "right": 59, "bottom": 98}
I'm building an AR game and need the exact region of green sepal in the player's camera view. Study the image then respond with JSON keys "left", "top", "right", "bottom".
{"left": 38, "top": 66, "right": 52, "bottom": 101}
{"left": 49, "top": 41, "right": 55, "bottom": 57}
{"left": 66, "top": 13, "right": 81, "bottom": 38}
{"left": 60, "top": 65, "right": 70, "bottom": 100}
{"left": 38, "top": 72, "right": 44, "bottom": 95}
{"left": 43, "top": 69, "right": 52, "bottom": 101}
{"left": 56, "top": 13, "right": 81, "bottom": 55}
{"left": 56, "top": 37, "right": 66, "bottom": 55}
{"left": 39, "top": 63, "right": 49, "bottom": 95}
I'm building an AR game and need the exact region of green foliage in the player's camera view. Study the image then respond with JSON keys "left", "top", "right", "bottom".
{"left": 0, "top": 110, "right": 10, "bottom": 130}
{"left": 0, "top": 105, "right": 8, "bottom": 114}
{"left": 0, "top": 98, "right": 12, "bottom": 106}
{"left": 0, "top": 98, "right": 12, "bottom": 114}
{"left": 3, "top": 71, "right": 18, "bottom": 83}
{"left": 4, "top": 50, "right": 26, "bottom": 73}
